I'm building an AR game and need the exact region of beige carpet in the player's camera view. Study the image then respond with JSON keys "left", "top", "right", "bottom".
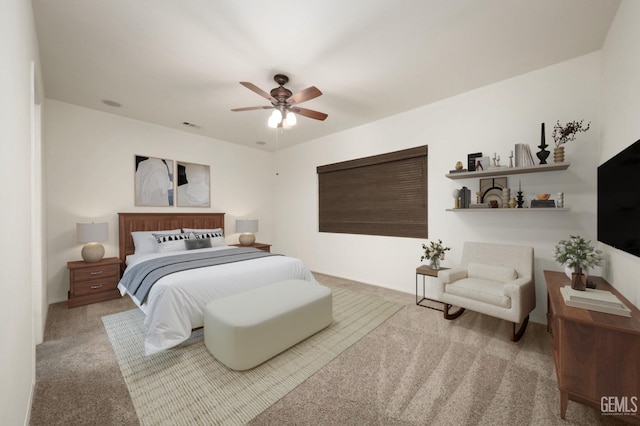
{"left": 102, "top": 287, "right": 403, "bottom": 426}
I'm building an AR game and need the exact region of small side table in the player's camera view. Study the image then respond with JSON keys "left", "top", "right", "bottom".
{"left": 230, "top": 242, "right": 271, "bottom": 252}
{"left": 416, "top": 265, "right": 449, "bottom": 311}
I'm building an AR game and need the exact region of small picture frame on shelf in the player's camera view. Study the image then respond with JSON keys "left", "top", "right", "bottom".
{"left": 475, "top": 156, "right": 490, "bottom": 171}
{"left": 467, "top": 152, "right": 482, "bottom": 171}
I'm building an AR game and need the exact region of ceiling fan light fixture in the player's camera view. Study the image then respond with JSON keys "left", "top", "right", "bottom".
{"left": 286, "top": 111, "right": 297, "bottom": 126}
{"left": 267, "top": 115, "right": 279, "bottom": 128}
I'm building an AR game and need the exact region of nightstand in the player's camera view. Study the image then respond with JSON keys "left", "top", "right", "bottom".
{"left": 67, "top": 257, "right": 121, "bottom": 308}
{"left": 230, "top": 242, "right": 271, "bottom": 252}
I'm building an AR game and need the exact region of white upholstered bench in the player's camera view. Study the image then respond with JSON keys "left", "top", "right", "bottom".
{"left": 203, "top": 279, "right": 333, "bottom": 370}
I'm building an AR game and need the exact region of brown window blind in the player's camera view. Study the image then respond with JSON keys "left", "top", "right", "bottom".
{"left": 317, "top": 146, "right": 428, "bottom": 238}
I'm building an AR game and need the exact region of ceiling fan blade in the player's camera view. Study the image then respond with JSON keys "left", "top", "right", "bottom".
{"left": 231, "top": 106, "right": 273, "bottom": 112}
{"left": 287, "top": 86, "right": 322, "bottom": 105}
{"left": 239, "top": 82, "right": 277, "bottom": 103}
{"left": 290, "top": 106, "right": 328, "bottom": 121}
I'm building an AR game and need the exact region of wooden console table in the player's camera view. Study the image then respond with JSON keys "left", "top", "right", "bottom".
{"left": 544, "top": 270, "right": 640, "bottom": 423}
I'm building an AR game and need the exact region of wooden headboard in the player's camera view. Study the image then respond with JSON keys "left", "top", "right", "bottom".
{"left": 118, "top": 212, "right": 225, "bottom": 272}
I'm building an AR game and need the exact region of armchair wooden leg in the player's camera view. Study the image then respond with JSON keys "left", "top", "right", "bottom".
{"left": 443, "top": 304, "right": 465, "bottom": 320}
{"left": 510, "top": 315, "right": 529, "bottom": 342}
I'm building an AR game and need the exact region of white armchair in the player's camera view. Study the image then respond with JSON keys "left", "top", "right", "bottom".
{"left": 435, "top": 242, "right": 535, "bottom": 341}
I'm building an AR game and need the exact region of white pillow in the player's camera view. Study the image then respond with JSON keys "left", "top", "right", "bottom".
{"left": 183, "top": 227, "right": 223, "bottom": 234}
{"left": 468, "top": 263, "right": 517, "bottom": 283}
{"left": 153, "top": 232, "right": 192, "bottom": 253}
{"left": 131, "top": 229, "right": 181, "bottom": 255}
{"left": 192, "top": 230, "right": 226, "bottom": 247}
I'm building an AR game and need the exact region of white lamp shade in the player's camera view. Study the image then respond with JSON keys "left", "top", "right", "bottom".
{"left": 235, "top": 219, "right": 258, "bottom": 233}
{"left": 76, "top": 222, "right": 108, "bottom": 243}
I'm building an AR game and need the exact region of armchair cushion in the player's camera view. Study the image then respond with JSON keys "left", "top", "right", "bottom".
{"left": 467, "top": 263, "right": 517, "bottom": 283}
{"left": 446, "top": 278, "right": 511, "bottom": 309}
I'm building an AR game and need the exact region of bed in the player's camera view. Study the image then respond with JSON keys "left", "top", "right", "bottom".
{"left": 117, "top": 212, "right": 316, "bottom": 355}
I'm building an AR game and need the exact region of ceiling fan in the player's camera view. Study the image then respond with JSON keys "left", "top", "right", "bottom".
{"left": 231, "top": 74, "right": 328, "bottom": 128}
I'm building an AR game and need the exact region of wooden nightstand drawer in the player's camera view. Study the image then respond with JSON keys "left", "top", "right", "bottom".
{"left": 73, "top": 277, "right": 118, "bottom": 296}
{"left": 72, "top": 263, "right": 119, "bottom": 282}
{"left": 67, "top": 257, "right": 122, "bottom": 308}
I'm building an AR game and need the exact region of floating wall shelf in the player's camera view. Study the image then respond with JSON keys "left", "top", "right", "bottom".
{"left": 446, "top": 208, "right": 569, "bottom": 212}
{"left": 445, "top": 162, "right": 570, "bottom": 179}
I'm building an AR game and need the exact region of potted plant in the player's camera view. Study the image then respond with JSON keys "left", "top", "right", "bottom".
{"left": 421, "top": 239, "right": 450, "bottom": 270}
{"left": 551, "top": 119, "right": 591, "bottom": 163}
{"left": 553, "top": 235, "right": 603, "bottom": 290}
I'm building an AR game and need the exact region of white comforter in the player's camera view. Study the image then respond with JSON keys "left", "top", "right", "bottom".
{"left": 118, "top": 246, "right": 316, "bottom": 355}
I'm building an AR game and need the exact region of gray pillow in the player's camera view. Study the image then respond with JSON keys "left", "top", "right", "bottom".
{"left": 185, "top": 238, "right": 212, "bottom": 250}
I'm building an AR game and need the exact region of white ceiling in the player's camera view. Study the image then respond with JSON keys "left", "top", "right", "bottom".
{"left": 32, "top": 0, "right": 620, "bottom": 151}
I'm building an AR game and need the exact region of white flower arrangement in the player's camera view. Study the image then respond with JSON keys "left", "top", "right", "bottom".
{"left": 421, "top": 239, "right": 450, "bottom": 262}
{"left": 553, "top": 235, "right": 603, "bottom": 273}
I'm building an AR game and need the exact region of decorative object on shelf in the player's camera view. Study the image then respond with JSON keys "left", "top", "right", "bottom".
{"left": 516, "top": 180, "right": 524, "bottom": 208}
{"left": 508, "top": 197, "right": 517, "bottom": 208}
{"left": 552, "top": 119, "right": 591, "bottom": 163}
{"left": 553, "top": 235, "right": 603, "bottom": 291}
{"left": 452, "top": 189, "right": 461, "bottom": 209}
{"left": 553, "top": 146, "right": 565, "bottom": 163}
{"left": 492, "top": 153, "right": 502, "bottom": 167}
{"left": 449, "top": 161, "right": 467, "bottom": 173}
{"left": 531, "top": 199, "right": 556, "bottom": 208}
{"left": 467, "top": 152, "right": 482, "bottom": 171}
{"left": 76, "top": 222, "right": 108, "bottom": 263}
{"left": 536, "top": 193, "right": 550, "bottom": 200}
{"left": 236, "top": 219, "right": 259, "bottom": 246}
{"left": 556, "top": 192, "right": 564, "bottom": 208}
{"left": 536, "top": 122, "right": 550, "bottom": 165}
{"left": 501, "top": 187, "right": 510, "bottom": 208}
{"left": 514, "top": 143, "right": 535, "bottom": 167}
{"left": 479, "top": 177, "right": 507, "bottom": 208}
{"left": 459, "top": 186, "right": 471, "bottom": 208}
{"left": 508, "top": 150, "right": 514, "bottom": 168}
{"left": 420, "top": 239, "right": 450, "bottom": 270}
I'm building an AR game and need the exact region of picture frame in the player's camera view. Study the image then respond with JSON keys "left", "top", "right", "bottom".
{"left": 134, "top": 155, "right": 174, "bottom": 206}
{"left": 475, "top": 156, "right": 490, "bottom": 172}
{"left": 467, "top": 152, "right": 482, "bottom": 171}
{"left": 176, "top": 161, "right": 211, "bottom": 207}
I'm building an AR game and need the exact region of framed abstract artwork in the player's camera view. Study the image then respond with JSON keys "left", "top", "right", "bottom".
{"left": 134, "top": 155, "right": 174, "bottom": 206}
{"left": 176, "top": 161, "right": 210, "bottom": 207}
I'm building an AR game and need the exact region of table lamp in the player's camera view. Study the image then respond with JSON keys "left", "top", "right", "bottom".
{"left": 236, "top": 219, "right": 258, "bottom": 246}
{"left": 76, "top": 222, "right": 108, "bottom": 262}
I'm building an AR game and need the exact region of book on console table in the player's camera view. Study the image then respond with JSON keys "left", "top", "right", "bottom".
{"left": 560, "top": 286, "right": 631, "bottom": 317}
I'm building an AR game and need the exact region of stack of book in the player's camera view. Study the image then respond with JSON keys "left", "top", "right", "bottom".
{"left": 560, "top": 285, "right": 631, "bottom": 317}
{"left": 514, "top": 143, "right": 536, "bottom": 167}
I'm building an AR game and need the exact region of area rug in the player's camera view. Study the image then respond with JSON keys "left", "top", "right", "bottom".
{"left": 102, "top": 287, "right": 403, "bottom": 426}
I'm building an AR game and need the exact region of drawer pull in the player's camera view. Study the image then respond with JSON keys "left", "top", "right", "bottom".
{"left": 90, "top": 284, "right": 103, "bottom": 290}
{"left": 90, "top": 271, "right": 103, "bottom": 275}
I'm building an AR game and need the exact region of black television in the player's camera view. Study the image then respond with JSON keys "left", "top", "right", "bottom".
{"left": 597, "top": 139, "right": 640, "bottom": 258}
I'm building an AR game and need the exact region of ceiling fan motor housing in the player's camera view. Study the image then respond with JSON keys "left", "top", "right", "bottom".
{"left": 270, "top": 74, "right": 292, "bottom": 104}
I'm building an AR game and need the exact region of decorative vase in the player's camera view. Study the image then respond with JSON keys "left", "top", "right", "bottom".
{"left": 565, "top": 266, "right": 588, "bottom": 280}
{"left": 571, "top": 272, "right": 586, "bottom": 291}
{"left": 554, "top": 146, "right": 565, "bottom": 163}
{"left": 508, "top": 197, "right": 517, "bottom": 208}
{"left": 429, "top": 257, "right": 441, "bottom": 270}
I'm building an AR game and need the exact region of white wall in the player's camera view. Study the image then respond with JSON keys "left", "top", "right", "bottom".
{"left": 0, "top": 0, "right": 44, "bottom": 424}
{"left": 600, "top": 0, "right": 640, "bottom": 307}
{"left": 274, "top": 52, "right": 602, "bottom": 323}
{"left": 44, "top": 100, "right": 275, "bottom": 303}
